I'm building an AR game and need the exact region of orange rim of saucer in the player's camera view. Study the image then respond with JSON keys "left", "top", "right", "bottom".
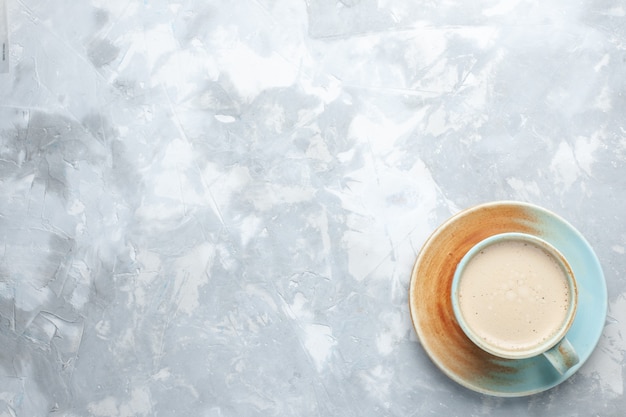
{"left": 409, "top": 201, "right": 542, "bottom": 390}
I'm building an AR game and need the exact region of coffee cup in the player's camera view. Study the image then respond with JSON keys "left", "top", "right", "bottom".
{"left": 451, "top": 232, "right": 579, "bottom": 374}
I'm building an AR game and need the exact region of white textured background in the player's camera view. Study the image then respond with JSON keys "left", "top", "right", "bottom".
{"left": 0, "top": 0, "right": 625, "bottom": 415}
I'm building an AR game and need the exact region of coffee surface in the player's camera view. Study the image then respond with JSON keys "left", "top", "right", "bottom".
{"left": 458, "top": 240, "right": 570, "bottom": 354}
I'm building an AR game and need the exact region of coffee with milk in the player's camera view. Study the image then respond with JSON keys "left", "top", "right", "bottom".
{"left": 456, "top": 239, "right": 571, "bottom": 355}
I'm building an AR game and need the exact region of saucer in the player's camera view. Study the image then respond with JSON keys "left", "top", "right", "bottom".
{"left": 408, "top": 201, "right": 607, "bottom": 397}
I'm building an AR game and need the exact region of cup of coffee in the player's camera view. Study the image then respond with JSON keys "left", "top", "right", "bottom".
{"left": 451, "top": 232, "right": 579, "bottom": 374}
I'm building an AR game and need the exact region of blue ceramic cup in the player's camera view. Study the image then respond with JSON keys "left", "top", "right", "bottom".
{"left": 452, "top": 233, "right": 579, "bottom": 374}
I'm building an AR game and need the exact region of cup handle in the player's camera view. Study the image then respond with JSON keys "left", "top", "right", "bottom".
{"left": 542, "top": 338, "right": 579, "bottom": 374}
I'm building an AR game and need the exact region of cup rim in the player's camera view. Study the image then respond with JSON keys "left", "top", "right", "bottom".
{"left": 451, "top": 232, "right": 578, "bottom": 360}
